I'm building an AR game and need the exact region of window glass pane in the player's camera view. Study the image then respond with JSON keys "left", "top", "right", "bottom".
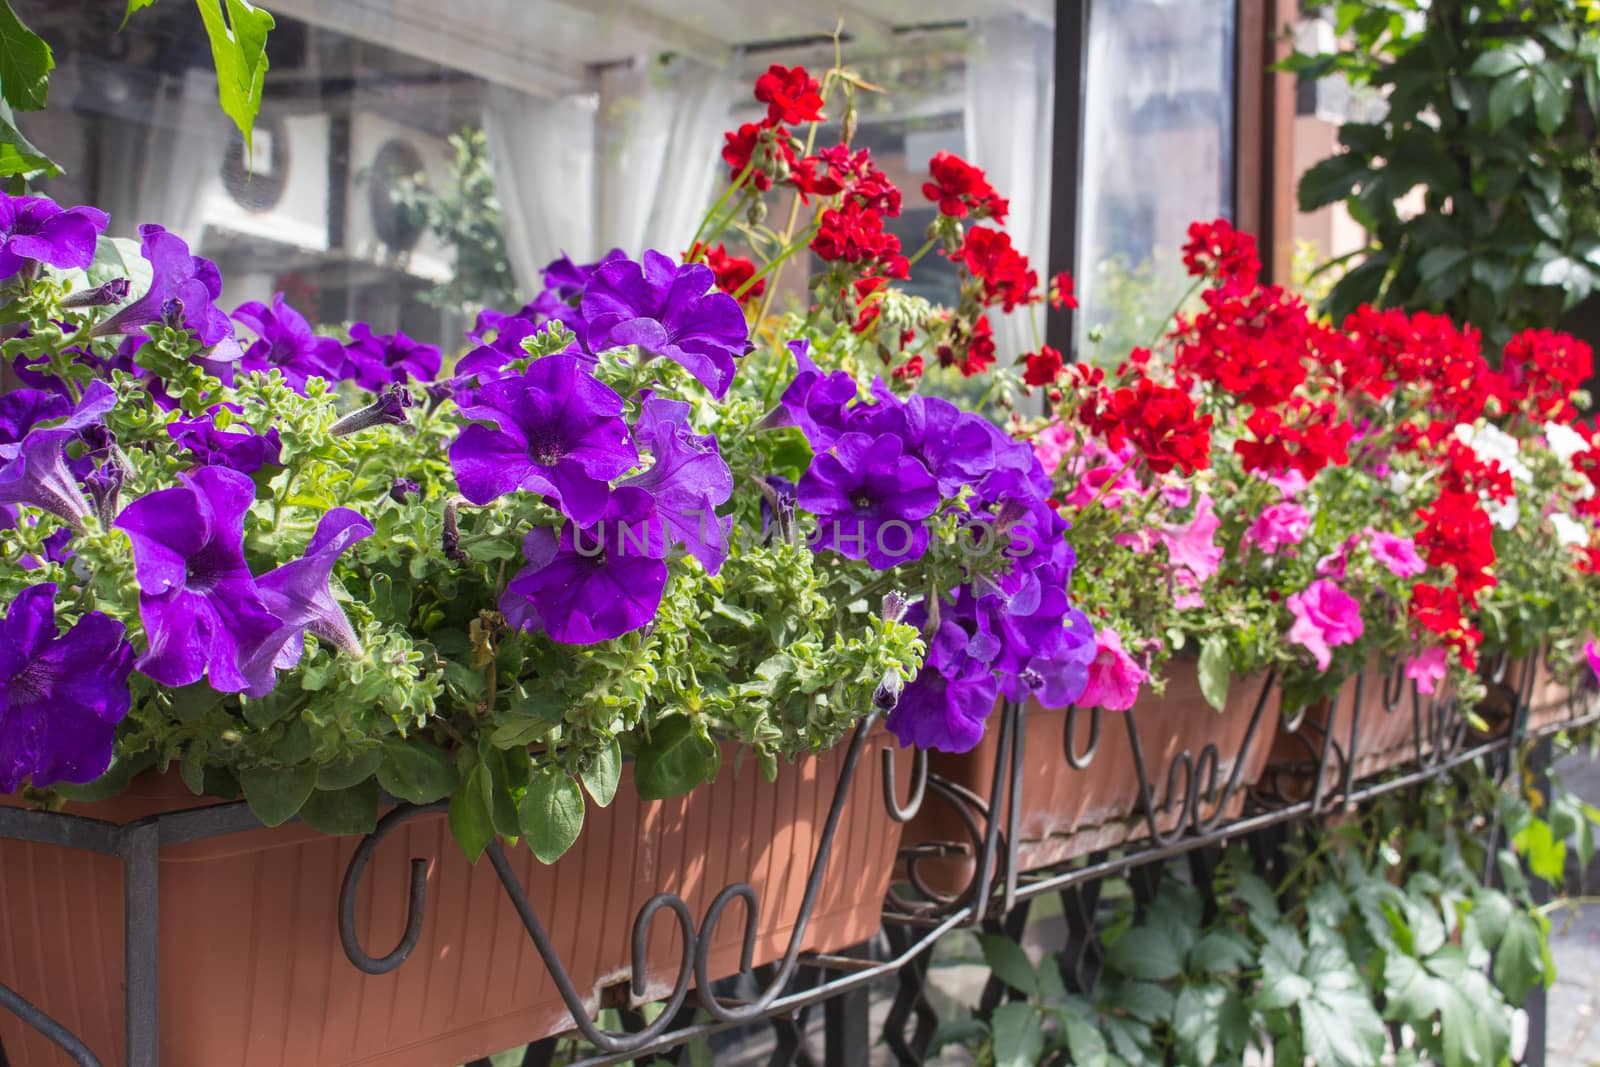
{"left": 1078, "top": 0, "right": 1236, "bottom": 358}
{"left": 16, "top": 1, "right": 1052, "bottom": 362}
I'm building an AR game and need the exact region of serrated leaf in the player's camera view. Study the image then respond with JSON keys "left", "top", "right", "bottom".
{"left": 978, "top": 933, "right": 1040, "bottom": 997}
{"left": 1188, "top": 928, "right": 1254, "bottom": 975}
{"left": 1105, "top": 926, "right": 1183, "bottom": 982}
{"left": 122, "top": 0, "right": 159, "bottom": 29}
{"left": 0, "top": 0, "right": 53, "bottom": 112}
{"left": 989, "top": 1002, "right": 1045, "bottom": 1067}
{"left": 1301, "top": 979, "right": 1386, "bottom": 1067}
{"left": 239, "top": 764, "right": 317, "bottom": 827}
{"left": 1198, "top": 637, "right": 1230, "bottom": 712}
{"left": 518, "top": 767, "right": 585, "bottom": 864}
{"left": 581, "top": 737, "right": 621, "bottom": 807}
{"left": 193, "top": 0, "right": 274, "bottom": 148}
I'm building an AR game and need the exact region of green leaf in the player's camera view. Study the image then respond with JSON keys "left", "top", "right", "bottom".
{"left": 448, "top": 761, "right": 495, "bottom": 862}
{"left": 122, "top": 0, "right": 159, "bottom": 28}
{"left": 1059, "top": 1011, "right": 1110, "bottom": 1066}
{"left": 0, "top": 0, "right": 53, "bottom": 112}
{"left": 1487, "top": 74, "right": 1531, "bottom": 133}
{"left": 1197, "top": 637, "right": 1230, "bottom": 712}
{"left": 518, "top": 767, "right": 585, "bottom": 864}
{"left": 1514, "top": 818, "right": 1568, "bottom": 883}
{"left": 634, "top": 715, "right": 721, "bottom": 801}
{"left": 1301, "top": 979, "right": 1386, "bottom": 1067}
{"left": 1531, "top": 72, "right": 1572, "bottom": 135}
{"left": 239, "top": 764, "right": 317, "bottom": 827}
{"left": 193, "top": 0, "right": 274, "bottom": 147}
{"left": 376, "top": 739, "right": 457, "bottom": 804}
{"left": 0, "top": 100, "right": 55, "bottom": 177}
{"left": 1470, "top": 49, "right": 1523, "bottom": 78}
{"left": 1418, "top": 245, "right": 1470, "bottom": 283}
{"left": 1297, "top": 152, "right": 1370, "bottom": 211}
{"left": 1188, "top": 929, "right": 1254, "bottom": 975}
{"left": 1105, "top": 927, "right": 1183, "bottom": 982}
{"left": 581, "top": 737, "right": 621, "bottom": 808}
{"left": 316, "top": 749, "right": 384, "bottom": 791}
{"left": 1492, "top": 910, "right": 1546, "bottom": 1003}
{"left": 989, "top": 1002, "right": 1045, "bottom": 1067}
{"left": 978, "top": 934, "right": 1040, "bottom": 997}
{"left": 298, "top": 779, "right": 380, "bottom": 835}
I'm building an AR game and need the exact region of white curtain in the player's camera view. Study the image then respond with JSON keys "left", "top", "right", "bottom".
{"left": 101, "top": 68, "right": 231, "bottom": 249}
{"left": 488, "top": 56, "right": 730, "bottom": 299}
{"left": 484, "top": 83, "right": 599, "bottom": 298}
{"left": 964, "top": 15, "right": 1055, "bottom": 363}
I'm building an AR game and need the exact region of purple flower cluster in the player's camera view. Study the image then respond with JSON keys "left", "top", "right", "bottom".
{"left": 775, "top": 343, "right": 1095, "bottom": 753}
{"left": 113, "top": 467, "right": 372, "bottom": 696}
{"left": 448, "top": 255, "right": 743, "bottom": 645}
{"left": 230, "top": 297, "right": 442, "bottom": 396}
{"left": 0, "top": 193, "right": 108, "bottom": 280}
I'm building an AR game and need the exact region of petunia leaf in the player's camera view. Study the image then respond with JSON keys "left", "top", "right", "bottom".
{"left": 193, "top": 0, "right": 274, "bottom": 151}
{"left": 0, "top": 0, "right": 52, "bottom": 112}
{"left": 1198, "top": 636, "right": 1231, "bottom": 712}
{"left": 448, "top": 760, "right": 495, "bottom": 862}
{"left": 376, "top": 737, "right": 457, "bottom": 804}
{"left": 239, "top": 764, "right": 317, "bottom": 827}
{"left": 298, "top": 779, "right": 380, "bottom": 836}
{"left": 518, "top": 767, "right": 585, "bottom": 864}
{"left": 634, "top": 714, "right": 721, "bottom": 800}
{"left": 581, "top": 737, "right": 621, "bottom": 808}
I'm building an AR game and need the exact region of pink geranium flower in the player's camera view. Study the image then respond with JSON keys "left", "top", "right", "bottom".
{"left": 1368, "top": 530, "right": 1426, "bottom": 578}
{"left": 1244, "top": 502, "right": 1311, "bottom": 555}
{"left": 1286, "top": 579, "right": 1364, "bottom": 670}
{"left": 1032, "top": 423, "right": 1073, "bottom": 477}
{"left": 1076, "top": 628, "right": 1146, "bottom": 711}
{"left": 1405, "top": 646, "right": 1448, "bottom": 695}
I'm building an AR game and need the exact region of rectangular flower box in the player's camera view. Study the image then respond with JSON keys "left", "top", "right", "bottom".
{"left": 0, "top": 731, "right": 912, "bottom": 1067}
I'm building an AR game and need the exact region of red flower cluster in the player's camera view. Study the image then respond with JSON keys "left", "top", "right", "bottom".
{"left": 959, "top": 226, "right": 1038, "bottom": 312}
{"left": 935, "top": 314, "right": 997, "bottom": 377}
{"left": 1180, "top": 218, "right": 1260, "bottom": 292}
{"left": 1232, "top": 404, "right": 1354, "bottom": 480}
{"left": 722, "top": 121, "right": 797, "bottom": 190}
{"left": 1409, "top": 582, "right": 1483, "bottom": 669}
{"left": 1501, "top": 327, "right": 1594, "bottom": 421}
{"left": 1022, "top": 345, "right": 1064, "bottom": 387}
{"left": 1083, "top": 376, "right": 1213, "bottom": 475}
{"left": 1050, "top": 271, "right": 1078, "bottom": 311}
{"left": 795, "top": 145, "right": 903, "bottom": 216}
{"left": 1437, "top": 437, "right": 1515, "bottom": 503}
{"left": 811, "top": 201, "right": 908, "bottom": 278}
{"left": 754, "top": 64, "right": 824, "bottom": 125}
{"left": 689, "top": 242, "right": 764, "bottom": 306}
{"left": 921, "top": 152, "right": 1008, "bottom": 222}
{"left": 1172, "top": 285, "right": 1313, "bottom": 408}
{"left": 1415, "top": 490, "right": 1497, "bottom": 602}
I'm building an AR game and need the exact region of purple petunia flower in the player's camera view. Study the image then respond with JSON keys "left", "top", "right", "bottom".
{"left": 0, "top": 389, "right": 71, "bottom": 448}
{"left": 766, "top": 339, "right": 858, "bottom": 448}
{"left": 0, "top": 584, "right": 134, "bottom": 792}
{"left": 449, "top": 354, "right": 637, "bottom": 524}
{"left": 500, "top": 486, "right": 668, "bottom": 644}
{"left": 581, "top": 250, "right": 748, "bottom": 399}
{"left": 621, "top": 397, "right": 733, "bottom": 574}
{"left": 886, "top": 662, "right": 999, "bottom": 753}
{"left": 0, "top": 381, "right": 116, "bottom": 526}
{"left": 232, "top": 294, "right": 346, "bottom": 394}
{"left": 341, "top": 323, "right": 442, "bottom": 391}
{"left": 96, "top": 225, "right": 240, "bottom": 361}
{"left": 523, "top": 249, "right": 627, "bottom": 335}
{"left": 113, "top": 466, "right": 281, "bottom": 695}
{"left": 0, "top": 192, "right": 110, "bottom": 281}
{"left": 246, "top": 507, "right": 374, "bottom": 676}
{"left": 167, "top": 413, "right": 283, "bottom": 475}
{"left": 855, "top": 383, "right": 997, "bottom": 497}
{"left": 798, "top": 431, "right": 939, "bottom": 569}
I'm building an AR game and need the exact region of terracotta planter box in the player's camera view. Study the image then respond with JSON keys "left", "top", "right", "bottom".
{"left": 1510, "top": 652, "right": 1588, "bottom": 734}
{"left": 902, "top": 663, "right": 1281, "bottom": 896}
{"left": 0, "top": 731, "right": 911, "bottom": 1067}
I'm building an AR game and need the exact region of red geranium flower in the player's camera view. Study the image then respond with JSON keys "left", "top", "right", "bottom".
{"left": 959, "top": 226, "right": 1039, "bottom": 312}
{"left": 794, "top": 144, "right": 902, "bottom": 216}
{"left": 811, "top": 202, "right": 908, "bottom": 278}
{"left": 1050, "top": 271, "right": 1078, "bottom": 310}
{"left": 1502, "top": 327, "right": 1594, "bottom": 422}
{"left": 754, "top": 64, "right": 825, "bottom": 125}
{"left": 1181, "top": 218, "right": 1260, "bottom": 291}
{"left": 1084, "top": 375, "right": 1213, "bottom": 475}
{"left": 1022, "top": 345, "right": 1064, "bottom": 387}
{"left": 721, "top": 119, "right": 796, "bottom": 190}
{"left": 1415, "top": 490, "right": 1497, "bottom": 602}
{"left": 921, "top": 151, "right": 1008, "bottom": 222}
{"left": 688, "top": 242, "right": 764, "bottom": 306}
{"left": 936, "top": 314, "right": 997, "bottom": 377}
{"left": 1409, "top": 582, "right": 1483, "bottom": 669}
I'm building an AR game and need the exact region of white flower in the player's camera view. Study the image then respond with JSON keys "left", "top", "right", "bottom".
{"left": 1544, "top": 421, "right": 1589, "bottom": 465}
{"left": 1552, "top": 512, "right": 1590, "bottom": 547}
{"left": 1488, "top": 495, "right": 1520, "bottom": 531}
{"left": 1454, "top": 422, "right": 1531, "bottom": 483}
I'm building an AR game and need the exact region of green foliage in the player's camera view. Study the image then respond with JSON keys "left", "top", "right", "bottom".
{"left": 1292, "top": 0, "right": 1600, "bottom": 338}
{"left": 192, "top": 0, "right": 273, "bottom": 151}
{"left": 391, "top": 127, "right": 519, "bottom": 313}
{"left": 948, "top": 761, "right": 1593, "bottom": 1067}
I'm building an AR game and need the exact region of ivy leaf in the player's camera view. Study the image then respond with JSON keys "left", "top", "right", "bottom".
{"left": 989, "top": 1003, "right": 1045, "bottom": 1067}
{"left": 1492, "top": 910, "right": 1547, "bottom": 1004}
{"left": 634, "top": 715, "right": 721, "bottom": 800}
{"left": 1106, "top": 927, "right": 1183, "bottom": 982}
{"left": 978, "top": 934, "right": 1040, "bottom": 997}
{"left": 239, "top": 764, "right": 317, "bottom": 827}
{"left": 0, "top": 0, "right": 53, "bottom": 112}
{"left": 193, "top": 0, "right": 274, "bottom": 148}
{"left": 1188, "top": 928, "right": 1254, "bottom": 975}
{"left": 447, "top": 761, "right": 495, "bottom": 862}
{"left": 581, "top": 736, "right": 621, "bottom": 808}
{"left": 518, "top": 767, "right": 585, "bottom": 864}
{"left": 1300, "top": 974, "right": 1386, "bottom": 1067}
{"left": 376, "top": 738, "right": 457, "bottom": 804}
{"left": 298, "top": 779, "right": 380, "bottom": 835}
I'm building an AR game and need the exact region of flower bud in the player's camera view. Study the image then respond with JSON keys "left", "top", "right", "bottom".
{"left": 746, "top": 197, "right": 768, "bottom": 226}
{"left": 881, "top": 590, "right": 909, "bottom": 624}
{"left": 330, "top": 385, "right": 413, "bottom": 436}
{"left": 160, "top": 297, "right": 186, "bottom": 330}
{"left": 390, "top": 477, "right": 422, "bottom": 504}
{"left": 62, "top": 278, "right": 131, "bottom": 309}
{"left": 442, "top": 499, "right": 466, "bottom": 562}
{"left": 84, "top": 460, "right": 123, "bottom": 526}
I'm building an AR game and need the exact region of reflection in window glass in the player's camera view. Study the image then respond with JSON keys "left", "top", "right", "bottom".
{"left": 1078, "top": 0, "right": 1235, "bottom": 360}
{"left": 16, "top": 1, "right": 1053, "bottom": 364}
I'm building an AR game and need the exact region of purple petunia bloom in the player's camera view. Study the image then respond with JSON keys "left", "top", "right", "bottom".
{"left": 0, "top": 381, "right": 116, "bottom": 526}
{"left": 96, "top": 225, "right": 240, "bottom": 361}
{"left": 0, "top": 389, "right": 71, "bottom": 448}
{"left": 886, "top": 662, "right": 999, "bottom": 753}
{"left": 449, "top": 355, "right": 638, "bottom": 524}
{"left": 0, "top": 584, "right": 134, "bottom": 792}
{"left": 341, "top": 323, "right": 442, "bottom": 391}
{"left": 246, "top": 507, "right": 374, "bottom": 676}
{"left": 855, "top": 383, "right": 997, "bottom": 497}
{"left": 0, "top": 192, "right": 110, "bottom": 281}
{"left": 113, "top": 466, "right": 281, "bottom": 695}
{"left": 523, "top": 249, "right": 627, "bottom": 335}
{"left": 500, "top": 486, "right": 668, "bottom": 644}
{"left": 581, "top": 250, "right": 748, "bottom": 399}
{"left": 621, "top": 397, "right": 733, "bottom": 574}
{"left": 798, "top": 431, "right": 939, "bottom": 569}
{"left": 232, "top": 294, "right": 346, "bottom": 394}
{"left": 167, "top": 413, "right": 283, "bottom": 475}
{"left": 767, "top": 339, "right": 858, "bottom": 448}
